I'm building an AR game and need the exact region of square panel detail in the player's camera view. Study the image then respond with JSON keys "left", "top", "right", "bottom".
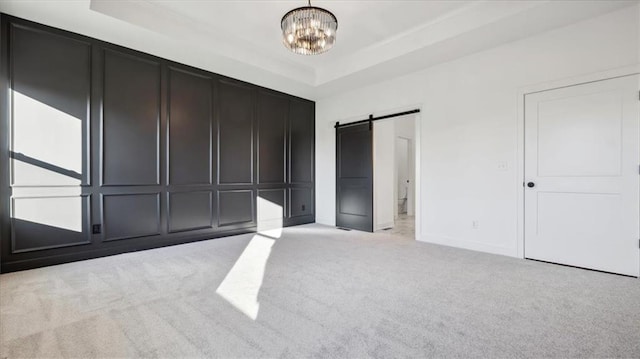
{"left": 11, "top": 195, "right": 90, "bottom": 253}
{"left": 102, "top": 193, "right": 160, "bottom": 241}
{"left": 168, "top": 191, "right": 213, "bottom": 233}
{"left": 102, "top": 50, "right": 160, "bottom": 186}
{"left": 218, "top": 190, "right": 254, "bottom": 227}
{"left": 537, "top": 91, "right": 622, "bottom": 177}
{"left": 290, "top": 188, "right": 313, "bottom": 218}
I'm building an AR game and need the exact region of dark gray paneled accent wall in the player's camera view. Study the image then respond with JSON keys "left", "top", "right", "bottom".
{"left": 11, "top": 24, "right": 90, "bottom": 121}
{"left": 11, "top": 196, "right": 91, "bottom": 252}
{"left": 218, "top": 81, "right": 254, "bottom": 185}
{"left": 258, "top": 92, "right": 288, "bottom": 184}
{"left": 288, "top": 99, "right": 315, "bottom": 220}
{"left": 218, "top": 190, "right": 254, "bottom": 227}
{"left": 102, "top": 50, "right": 161, "bottom": 186}
{"left": 289, "top": 100, "right": 315, "bottom": 184}
{"left": 258, "top": 189, "right": 286, "bottom": 215}
{"left": 290, "top": 188, "right": 313, "bottom": 218}
{"left": 102, "top": 193, "right": 161, "bottom": 241}
{"left": 0, "top": 15, "right": 315, "bottom": 272}
{"left": 167, "top": 67, "right": 213, "bottom": 186}
{"left": 10, "top": 21, "right": 91, "bottom": 187}
{"left": 168, "top": 191, "right": 213, "bottom": 233}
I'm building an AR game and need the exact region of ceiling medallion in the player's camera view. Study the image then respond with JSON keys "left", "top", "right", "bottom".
{"left": 281, "top": 0, "right": 338, "bottom": 55}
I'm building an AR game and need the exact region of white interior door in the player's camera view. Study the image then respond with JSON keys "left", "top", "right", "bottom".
{"left": 524, "top": 75, "right": 640, "bottom": 277}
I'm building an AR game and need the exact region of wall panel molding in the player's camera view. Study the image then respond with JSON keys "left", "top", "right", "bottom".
{"left": 0, "top": 14, "right": 315, "bottom": 272}
{"left": 101, "top": 192, "right": 161, "bottom": 242}
{"left": 10, "top": 195, "right": 91, "bottom": 253}
{"left": 289, "top": 99, "right": 315, "bottom": 185}
{"left": 257, "top": 91, "right": 288, "bottom": 184}
{"left": 217, "top": 80, "right": 255, "bottom": 186}
{"left": 101, "top": 48, "right": 161, "bottom": 187}
{"left": 167, "top": 66, "right": 214, "bottom": 186}
{"left": 289, "top": 187, "right": 314, "bottom": 218}
{"left": 167, "top": 190, "right": 214, "bottom": 233}
{"left": 218, "top": 189, "right": 255, "bottom": 227}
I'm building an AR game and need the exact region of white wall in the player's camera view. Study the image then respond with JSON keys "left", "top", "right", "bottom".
{"left": 315, "top": 6, "right": 640, "bottom": 257}
{"left": 373, "top": 120, "right": 396, "bottom": 231}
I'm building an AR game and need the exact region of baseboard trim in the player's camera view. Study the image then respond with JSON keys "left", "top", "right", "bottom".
{"left": 420, "top": 234, "right": 516, "bottom": 258}
{"left": 315, "top": 217, "right": 335, "bottom": 226}
{"left": 2, "top": 220, "right": 315, "bottom": 273}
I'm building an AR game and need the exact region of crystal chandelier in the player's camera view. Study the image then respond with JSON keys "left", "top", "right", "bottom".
{"left": 281, "top": 0, "right": 338, "bottom": 55}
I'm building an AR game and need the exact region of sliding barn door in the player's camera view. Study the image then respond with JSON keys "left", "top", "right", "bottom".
{"left": 336, "top": 123, "right": 373, "bottom": 232}
{"left": 524, "top": 75, "right": 640, "bottom": 276}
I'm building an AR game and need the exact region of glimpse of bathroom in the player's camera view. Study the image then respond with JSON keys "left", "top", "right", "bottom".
{"left": 373, "top": 114, "right": 415, "bottom": 239}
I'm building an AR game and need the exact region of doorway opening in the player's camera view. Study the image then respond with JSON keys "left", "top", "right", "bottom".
{"left": 373, "top": 114, "right": 416, "bottom": 239}
{"left": 334, "top": 108, "right": 421, "bottom": 240}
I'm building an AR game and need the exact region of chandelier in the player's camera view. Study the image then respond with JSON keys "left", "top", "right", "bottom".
{"left": 281, "top": 0, "right": 338, "bottom": 55}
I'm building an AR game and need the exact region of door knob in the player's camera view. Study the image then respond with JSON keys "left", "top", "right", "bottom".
{"left": 527, "top": 182, "right": 535, "bottom": 188}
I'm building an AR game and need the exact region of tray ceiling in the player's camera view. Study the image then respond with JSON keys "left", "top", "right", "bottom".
{"left": 0, "top": 0, "right": 636, "bottom": 99}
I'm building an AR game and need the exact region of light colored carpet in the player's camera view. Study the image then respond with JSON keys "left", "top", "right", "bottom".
{"left": 1, "top": 224, "right": 639, "bottom": 358}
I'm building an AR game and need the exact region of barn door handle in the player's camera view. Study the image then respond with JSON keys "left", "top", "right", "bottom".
{"left": 527, "top": 182, "right": 535, "bottom": 188}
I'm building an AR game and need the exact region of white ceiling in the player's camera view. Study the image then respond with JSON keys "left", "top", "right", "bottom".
{"left": 0, "top": 0, "right": 637, "bottom": 99}
{"left": 147, "top": 1, "right": 474, "bottom": 67}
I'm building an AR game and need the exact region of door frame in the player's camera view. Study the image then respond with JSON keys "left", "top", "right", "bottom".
{"left": 516, "top": 65, "right": 640, "bottom": 275}
{"left": 333, "top": 105, "right": 422, "bottom": 241}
